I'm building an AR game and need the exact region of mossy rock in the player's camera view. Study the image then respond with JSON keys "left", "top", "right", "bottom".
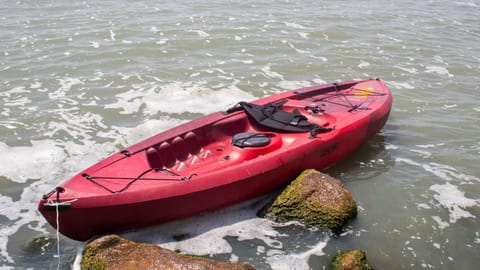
{"left": 332, "top": 250, "right": 373, "bottom": 270}
{"left": 81, "top": 234, "right": 255, "bottom": 270}
{"left": 21, "top": 235, "right": 56, "bottom": 254}
{"left": 263, "top": 169, "right": 357, "bottom": 232}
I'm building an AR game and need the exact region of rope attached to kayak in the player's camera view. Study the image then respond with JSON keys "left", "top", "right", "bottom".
{"left": 54, "top": 197, "right": 61, "bottom": 270}
{"left": 42, "top": 187, "right": 78, "bottom": 270}
{"left": 81, "top": 168, "right": 197, "bottom": 194}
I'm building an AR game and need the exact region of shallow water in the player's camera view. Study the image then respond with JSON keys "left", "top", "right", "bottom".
{"left": 1, "top": 0, "right": 479, "bottom": 269}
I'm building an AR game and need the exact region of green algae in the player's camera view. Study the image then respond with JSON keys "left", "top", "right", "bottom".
{"left": 332, "top": 250, "right": 373, "bottom": 270}
{"left": 81, "top": 243, "right": 106, "bottom": 270}
{"left": 264, "top": 169, "right": 357, "bottom": 232}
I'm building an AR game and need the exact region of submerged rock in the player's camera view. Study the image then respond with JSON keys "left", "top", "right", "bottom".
{"left": 332, "top": 250, "right": 373, "bottom": 270}
{"left": 81, "top": 234, "right": 255, "bottom": 270}
{"left": 262, "top": 169, "right": 357, "bottom": 232}
{"left": 21, "top": 235, "right": 56, "bottom": 253}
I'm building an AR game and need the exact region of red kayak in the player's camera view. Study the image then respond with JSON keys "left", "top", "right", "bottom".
{"left": 39, "top": 79, "right": 392, "bottom": 241}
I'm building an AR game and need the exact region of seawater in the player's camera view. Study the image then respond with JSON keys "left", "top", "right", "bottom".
{"left": 1, "top": 0, "right": 479, "bottom": 269}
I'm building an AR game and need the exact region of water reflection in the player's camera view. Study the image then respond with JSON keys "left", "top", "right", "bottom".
{"left": 324, "top": 132, "right": 394, "bottom": 181}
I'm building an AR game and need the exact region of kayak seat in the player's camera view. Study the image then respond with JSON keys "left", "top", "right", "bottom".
{"left": 146, "top": 132, "right": 207, "bottom": 170}
{"left": 232, "top": 132, "right": 271, "bottom": 148}
{"left": 232, "top": 101, "right": 332, "bottom": 136}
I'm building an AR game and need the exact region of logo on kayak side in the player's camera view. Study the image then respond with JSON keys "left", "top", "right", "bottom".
{"left": 355, "top": 87, "right": 375, "bottom": 98}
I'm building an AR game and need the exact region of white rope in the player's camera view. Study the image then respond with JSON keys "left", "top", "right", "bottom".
{"left": 56, "top": 200, "right": 61, "bottom": 270}
{"left": 45, "top": 198, "right": 77, "bottom": 270}
{"left": 45, "top": 198, "right": 78, "bottom": 207}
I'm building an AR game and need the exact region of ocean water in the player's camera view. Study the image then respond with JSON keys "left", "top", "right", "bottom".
{"left": 1, "top": 0, "right": 479, "bottom": 269}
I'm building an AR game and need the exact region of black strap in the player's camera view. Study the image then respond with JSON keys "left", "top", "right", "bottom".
{"left": 82, "top": 169, "right": 196, "bottom": 193}
{"left": 232, "top": 101, "right": 333, "bottom": 136}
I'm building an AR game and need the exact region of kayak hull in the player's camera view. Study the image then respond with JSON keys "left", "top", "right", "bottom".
{"left": 39, "top": 79, "right": 392, "bottom": 241}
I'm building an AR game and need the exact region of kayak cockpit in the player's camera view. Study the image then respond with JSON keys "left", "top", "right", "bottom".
{"left": 144, "top": 130, "right": 283, "bottom": 173}
{"left": 143, "top": 99, "right": 338, "bottom": 173}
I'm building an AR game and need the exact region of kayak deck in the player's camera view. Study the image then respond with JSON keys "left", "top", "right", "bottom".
{"left": 38, "top": 79, "right": 392, "bottom": 240}
{"left": 78, "top": 100, "right": 337, "bottom": 194}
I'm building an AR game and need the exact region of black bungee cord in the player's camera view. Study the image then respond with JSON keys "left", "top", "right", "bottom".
{"left": 82, "top": 168, "right": 197, "bottom": 194}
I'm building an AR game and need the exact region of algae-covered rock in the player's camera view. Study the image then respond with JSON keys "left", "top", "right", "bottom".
{"left": 263, "top": 169, "right": 357, "bottom": 232}
{"left": 81, "top": 234, "right": 255, "bottom": 270}
{"left": 21, "top": 235, "right": 56, "bottom": 253}
{"left": 332, "top": 250, "right": 373, "bottom": 270}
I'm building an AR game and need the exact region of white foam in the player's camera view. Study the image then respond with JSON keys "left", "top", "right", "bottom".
{"left": 261, "top": 65, "right": 285, "bottom": 80}
{"left": 112, "top": 119, "right": 185, "bottom": 147}
{"left": 161, "top": 217, "right": 286, "bottom": 256}
{"left": 266, "top": 239, "right": 327, "bottom": 270}
{"left": 442, "top": 104, "right": 457, "bottom": 110}
{"left": 89, "top": 41, "right": 99, "bottom": 48}
{"left": 44, "top": 111, "right": 103, "bottom": 140}
{"left": 150, "top": 26, "right": 159, "bottom": 34}
{"left": 29, "top": 81, "right": 42, "bottom": 89}
{"left": 388, "top": 81, "right": 415, "bottom": 89}
{"left": 0, "top": 141, "right": 66, "bottom": 183}
{"left": 284, "top": 41, "right": 310, "bottom": 54}
{"left": 104, "top": 89, "right": 145, "bottom": 115}
{"left": 425, "top": 66, "right": 453, "bottom": 77}
{"left": 277, "top": 81, "right": 312, "bottom": 90}
{"left": 0, "top": 120, "right": 23, "bottom": 129}
{"left": 396, "top": 158, "right": 480, "bottom": 183}
{"left": 298, "top": 32, "right": 309, "bottom": 39}
{"left": 312, "top": 78, "right": 327, "bottom": 85}
{"left": 1, "top": 86, "right": 30, "bottom": 97}
{"left": 284, "top": 22, "right": 307, "bottom": 29}
{"left": 455, "top": 1, "right": 477, "bottom": 7}
{"left": 417, "top": 203, "right": 431, "bottom": 209}
{"left": 156, "top": 39, "right": 168, "bottom": 45}
{"left": 409, "top": 149, "right": 432, "bottom": 159}
{"left": 415, "top": 144, "right": 438, "bottom": 149}
{"left": 385, "top": 144, "right": 399, "bottom": 150}
{"left": 116, "top": 196, "right": 329, "bottom": 270}
{"left": 187, "top": 30, "right": 210, "bottom": 38}
{"left": 395, "top": 66, "right": 419, "bottom": 74}
{"left": 109, "top": 30, "right": 116, "bottom": 41}
{"left": 430, "top": 182, "right": 478, "bottom": 223}
{"left": 49, "top": 77, "right": 84, "bottom": 99}
{"left": 358, "top": 61, "right": 370, "bottom": 69}
{"left": 0, "top": 157, "right": 65, "bottom": 264}
{"left": 309, "top": 55, "right": 328, "bottom": 62}
{"left": 106, "top": 82, "right": 255, "bottom": 116}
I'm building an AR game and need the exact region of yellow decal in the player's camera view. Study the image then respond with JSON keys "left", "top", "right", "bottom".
{"left": 355, "top": 87, "right": 374, "bottom": 98}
